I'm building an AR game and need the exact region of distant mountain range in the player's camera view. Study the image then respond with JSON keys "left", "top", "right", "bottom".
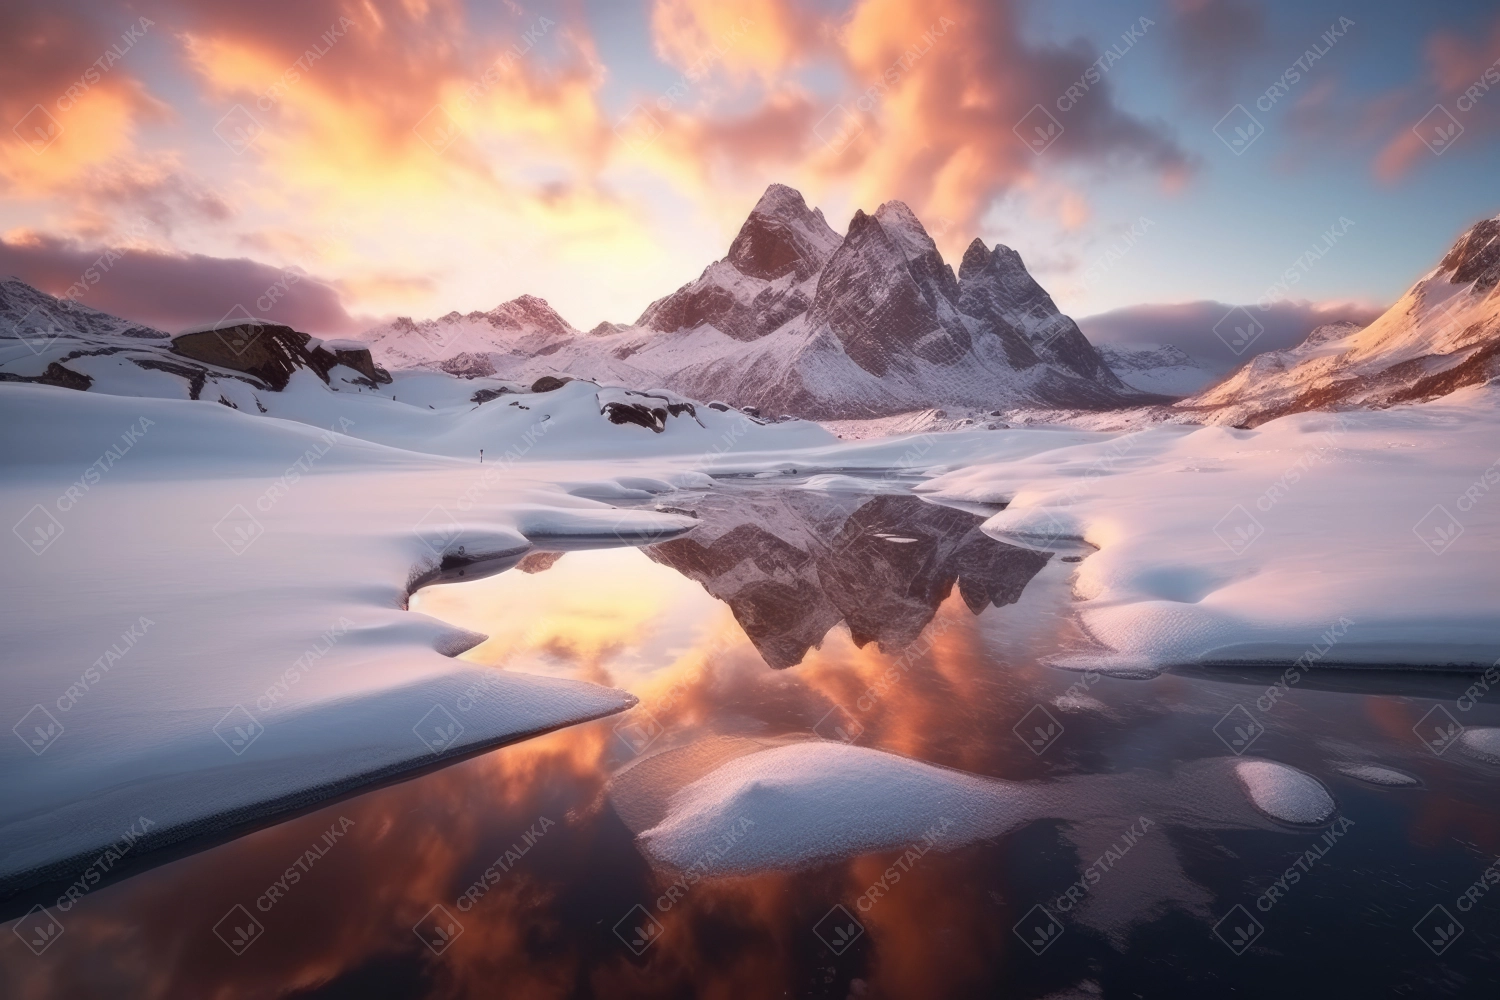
{"left": 362, "top": 184, "right": 1174, "bottom": 419}
{"left": 3, "top": 196, "right": 1496, "bottom": 434}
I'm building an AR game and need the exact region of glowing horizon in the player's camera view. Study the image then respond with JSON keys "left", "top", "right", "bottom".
{"left": 2, "top": 0, "right": 1497, "bottom": 340}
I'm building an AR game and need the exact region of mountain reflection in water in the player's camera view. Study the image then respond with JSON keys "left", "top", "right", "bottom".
{"left": 6, "top": 484, "right": 1500, "bottom": 999}
{"left": 643, "top": 490, "right": 1050, "bottom": 668}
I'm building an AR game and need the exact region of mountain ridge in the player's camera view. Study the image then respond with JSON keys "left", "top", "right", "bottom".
{"left": 1175, "top": 213, "right": 1500, "bottom": 426}
{"left": 360, "top": 183, "right": 1156, "bottom": 418}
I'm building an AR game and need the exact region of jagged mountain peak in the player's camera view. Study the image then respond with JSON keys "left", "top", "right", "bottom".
{"left": 484, "top": 294, "right": 575, "bottom": 336}
{"left": 364, "top": 184, "right": 1147, "bottom": 416}
{"left": 1437, "top": 217, "right": 1500, "bottom": 293}
{"left": 872, "top": 200, "right": 936, "bottom": 260}
{"left": 957, "top": 240, "right": 1029, "bottom": 284}
{"left": 728, "top": 183, "right": 842, "bottom": 281}
{"left": 750, "top": 183, "right": 838, "bottom": 239}
{"left": 752, "top": 182, "right": 816, "bottom": 220}
{"left": 960, "top": 237, "right": 989, "bottom": 270}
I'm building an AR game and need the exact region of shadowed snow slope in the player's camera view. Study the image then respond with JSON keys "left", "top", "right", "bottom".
{"left": 1097, "top": 344, "right": 1215, "bottom": 397}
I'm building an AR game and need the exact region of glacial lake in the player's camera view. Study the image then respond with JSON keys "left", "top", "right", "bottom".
{"left": 5, "top": 482, "right": 1500, "bottom": 998}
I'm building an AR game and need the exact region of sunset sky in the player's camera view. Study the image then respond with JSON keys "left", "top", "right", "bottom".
{"left": 3, "top": 0, "right": 1499, "bottom": 339}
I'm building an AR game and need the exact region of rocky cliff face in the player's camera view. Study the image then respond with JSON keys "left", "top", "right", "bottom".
{"left": 956, "top": 240, "right": 1123, "bottom": 387}
{"left": 807, "top": 208, "right": 967, "bottom": 375}
{"left": 171, "top": 324, "right": 390, "bottom": 392}
{"left": 636, "top": 184, "right": 840, "bottom": 343}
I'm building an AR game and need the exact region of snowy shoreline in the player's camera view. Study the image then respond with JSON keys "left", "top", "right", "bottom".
{"left": 4, "top": 365, "right": 1498, "bottom": 909}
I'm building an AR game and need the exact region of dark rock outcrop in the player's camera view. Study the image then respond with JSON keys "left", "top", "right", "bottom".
{"left": 530, "top": 375, "right": 573, "bottom": 393}
{"left": 171, "top": 325, "right": 390, "bottom": 391}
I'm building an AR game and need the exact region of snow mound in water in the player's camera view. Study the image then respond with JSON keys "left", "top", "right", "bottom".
{"left": 1333, "top": 764, "right": 1419, "bottom": 787}
{"left": 1458, "top": 728, "right": 1500, "bottom": 764}
{"left": 636, "top": 742, "right": 1035, "bottom": 874}
{"left": 1234, "top": 760, "right": 1335, "bottom": 823}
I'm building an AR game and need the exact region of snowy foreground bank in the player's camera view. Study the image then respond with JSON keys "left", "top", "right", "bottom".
{"left": 3, "top": 374, "right": 1497, "bottom": 902}
{"left": 921, "top": 383, "right": 1500, "bottom": 675}
{"left": 0, "top": 382, "right": 819, "bottom": 900}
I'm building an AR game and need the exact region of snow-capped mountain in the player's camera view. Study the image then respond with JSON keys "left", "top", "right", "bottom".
{"left": 636, "top": 181, "right": 842, "bottom": 343}
{"left": 1, "top": 277, "right": 167, "bottom": 343}
{"left": 1098, "top": 343, "right": 1215, "bottom": 396}
{"left": 1180, "top": 215, "right": 1500, "bottom": 426}
{"left": 362, "top": 184, "right": 1157, "bottom": 419}
{"left": 361, "top": 294, "right": 576, "bottom": 378}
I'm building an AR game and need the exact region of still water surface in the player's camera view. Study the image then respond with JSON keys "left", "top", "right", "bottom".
{"left": 5, "top": 484, "right": 1500, "bottom": 998}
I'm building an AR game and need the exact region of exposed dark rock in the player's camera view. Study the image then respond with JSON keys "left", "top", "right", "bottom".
{"left": 328, "top": 345, "right": 391, "bottom": 385}
{"left": 131, "top": 357, "right": 221, "bottom": 400}
{"left": 515, "top": 551, "right": 564, "bottom": 574}
{"left": 37, "top": 362, "right": 93, "bottom": 391}
{"left": 602, "top": 401, "right": 670, "bottom": 432}
{"left": 437, "top": 353, "right": 497, "bottom": 378}
{"left": 0, "top": 361, "right": 95, "bottom": 392}
{"left": 471, "top": 387, "right": 512, "bottom": 404}
{"left": 530, "top": 375, "right": 573, "bottom": 393}
{"left": 171, "top": 324, "right": 333, "bottom": 391}
{"left": 807, "top": 209, "right": 944, "bottom": 377}
{"left": 1439, "top": 218, "right": 1500, "bottom": 293}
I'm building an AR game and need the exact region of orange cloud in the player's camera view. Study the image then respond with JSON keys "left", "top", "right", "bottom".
{"left": 635, "top": 0, "right": 1190, "bottom": 256}
{"left": 1371, "top": 13, "right": 1500, "bottom": 183}
{"left": 0, "top": 0, "right": 1191, "bottom": 329}
{"left": 650, "top": 0, "right": 819, "bottom": 83}
{"left": 0, "top": 5, "right": 167, "bottom": 194}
